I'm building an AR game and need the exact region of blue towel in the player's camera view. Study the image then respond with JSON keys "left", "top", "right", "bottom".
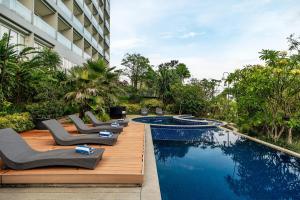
{"left": 111, "top": 122, "right": 120, "bottom": 127}
{"left": 75, "top": 145, "right": 95, "bottom": 155}
{"left": 99, "top": 131, "right": 113, "bottom": 138}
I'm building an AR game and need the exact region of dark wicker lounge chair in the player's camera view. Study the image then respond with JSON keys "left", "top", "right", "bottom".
{"left": 42, "top": 119, "right": 118, "bottom": 146}
{"left": 69, "top": 114, "right": 123, "bottom": 134}
{"left": 0, "top": 128, "right": 104, "bottom": 170}
{"left": 156, "top": 107, "right": 164, "bottom": 115}
{"left": 141, "top": 108, "right": 148, "bottom": 116}
{"left": 85, "top": 111, "right": 129, "bottom": 127}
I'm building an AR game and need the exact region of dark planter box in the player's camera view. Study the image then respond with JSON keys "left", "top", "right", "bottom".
{"left": 110, "top": 106, "right": 126, "bottom": 119}
{"left": 33, "top": 118, "right": 50, "bottom": 130}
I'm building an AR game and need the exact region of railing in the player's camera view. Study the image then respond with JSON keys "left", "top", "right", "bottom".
{"left": 92, "top": 0, "right": 99, "bottom": 9}
{"left": 76, "top": 0, "right": 84, "bottom": 6}
{"left": 98, "top": 7, "right": 104, "bottom": 20}
{"left": 0, "top": 0, "right": 32, "bottom": 23}
{"left": 98, "top": 45, "right": 104, "bottom": 55}
{"left": 91, "top": 37, "right": 98, "bottom": 49}
{"left": 83, "top": 28, "right": 92, "bottom": 41}
{"left": 33, "top": 15, "right": 56, "bottom": 38}
{"left": 105, "top": 51, "right": 109, "bottom": 60}
{"left": 72, "top": 44, "right": 83, "bottom": 56}
{"left": 105, "top": 0, "right": 110, "bottom": 15}
{"left": 105, "top": 20, "right": 110, "bottom": 30}
{"left": 0, "top": 0, "right": 105, "bottom": 59}
{"left": 15, "top": 1, "right": 32, "bottom": 22}
{"left": 98, "top": 26, "right": 104, "bottom": 38}
{"left": 73, "top": 17, "right": 84, "bottom": 32}
{"left": 84, "top": 52, "right": 91, "bottom": 60}
{"left": 83, "top": 3, "right": 92, "bottom": 19}
{"left": 57, "top": 0, "right": 72, "bottom": 19}
{"left": 105, "top": 36, "right": 110, "bottom": 45}
{"left": 57, "top": 32, "right": 72, "bottom": 50}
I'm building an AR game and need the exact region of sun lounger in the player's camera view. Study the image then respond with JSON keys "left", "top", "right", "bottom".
{"left": 141, "top": 108, "right": 148, "bottom": 116}
{"left": 0, "top": 128, "right": 104, "bottom": 170}
{"left": 156, "top": 107, "right": 164, "bottom": 115}
{"left": 85, "top": 111, "right": 129, "bottom": 127}
{"left": 42, "top": 119, "right": 118, "bottom": 146}
{"left": 68, "top": 114, "right": 123, "bottom": 134}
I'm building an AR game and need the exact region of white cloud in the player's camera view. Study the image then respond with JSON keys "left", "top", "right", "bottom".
{"left": 181, "top": 32, "right": 198, "bottom": 39}
{"left": 110, "top": 0, "right": 300, "bottom": 80}
{"left": 111, "top": 37, "right": 146, "bottom": 51}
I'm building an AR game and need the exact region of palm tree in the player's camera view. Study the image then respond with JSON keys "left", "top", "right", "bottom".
{"left": 0, "top": 32, "right": 36, "bottom": 103}
{"left": 65, "top": 59, "right": 122, "bottom": 118}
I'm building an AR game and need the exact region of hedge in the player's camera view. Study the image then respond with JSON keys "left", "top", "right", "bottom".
{"left": 0, "top": 112, "right": 34, "bottom": 132}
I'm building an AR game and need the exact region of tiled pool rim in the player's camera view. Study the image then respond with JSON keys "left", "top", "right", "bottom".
{"left": 221, "top": 126, "right": 300, "bottom": 160}
{"left": 132, "top": 115, "right": 226, "bottom": 128}
{"left": 132, "top": 116, "right": 300, "bottom": 163}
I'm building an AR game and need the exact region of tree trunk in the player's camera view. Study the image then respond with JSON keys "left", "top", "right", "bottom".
{"left": 287, "top": 127, "right": 293, "bottom": 144}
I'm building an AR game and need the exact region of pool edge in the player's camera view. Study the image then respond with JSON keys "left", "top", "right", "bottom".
{"left": 221, "top": 126, "right": 300, "bottom": 159}
{"left": 141, "top": 125, "right": 162, "bottom": 200}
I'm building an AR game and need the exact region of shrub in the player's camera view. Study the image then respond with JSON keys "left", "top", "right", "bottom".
{"left": 26, "top": 100, "right": 65, "bottom": 119}
{"left": 97, "top": 112, "right": 110, "bottom": 122}
{"left": 165, "top": 104, "right": 176, "bottom": 114}
{"left": 141, "top": 99, "right": 163, "bottom": 112}
{"left": 120, "top": 103, "right": 141, "bottom": 114}
{"left": 0, "top": 112, "right": 34, "bottom": 132}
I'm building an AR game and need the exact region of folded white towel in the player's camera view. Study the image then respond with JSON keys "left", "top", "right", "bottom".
{"left": 75, "top": 145, "right": 95, "bottom": 155}
{"left": 111, "top": 122, "right": 120, "bottom": 127}
{"left": 99, "top": 131, "right": 113, "bottom": 137}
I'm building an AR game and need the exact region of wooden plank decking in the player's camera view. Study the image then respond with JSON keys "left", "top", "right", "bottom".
{"left": 0, "top": 122, "right": 145, "bottom": 185}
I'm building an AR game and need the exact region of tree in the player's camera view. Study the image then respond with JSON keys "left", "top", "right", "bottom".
{"left": 156, "top": 63, "right": 177, "bottom": 104}
{"left": 0, "top": 32, "right": 36, "bottom": 104}
{"left": 65, "top": 59, "right": 121, "bottom": 118}
{"left": 121, "top": 53, "right": 151, "bottom": 91}
{"left": 171, "top": 83, "right": 207, "bottom": 116}
{"left": 175, "top": 63, "right": 191, "bottom": 83}
{"left": 227, "top": 43, "right": 300, "bottom": 143}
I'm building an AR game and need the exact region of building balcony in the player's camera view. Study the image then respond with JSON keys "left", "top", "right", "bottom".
{"left": 72, "top": 44, "right": 83, "bottom": 56}
{"left": 57, "top": 0, "right": 72, "bottom": 19}
{"left": 57, "top": 32, "right": 72, "bottom": 50}
{"left": 33, "top": 15, "right": 56, "bottom": 38}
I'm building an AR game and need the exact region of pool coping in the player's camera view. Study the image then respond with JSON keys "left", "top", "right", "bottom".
{"left": 220, "top": 125, "right": 300, "bottom": 159}
{"left": 132, "top": 115, "right": 220, "bottom": 128}
{"left": 141, "top": 125, "right": 162, "bottom": 200}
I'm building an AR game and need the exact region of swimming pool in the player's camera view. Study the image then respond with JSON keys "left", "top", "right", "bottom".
{"left": 134, "top": 117, "right": 300, "bottom": 199}
{"left": 132, "top": 116, "right": 220, "bottom": 126}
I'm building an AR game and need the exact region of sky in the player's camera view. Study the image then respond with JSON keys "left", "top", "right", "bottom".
{"left": 110, "top": 0, "right": 300, "bottom": 80}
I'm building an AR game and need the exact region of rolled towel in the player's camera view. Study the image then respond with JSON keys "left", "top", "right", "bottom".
{"left": 99, "top": 131, "right": 113, "bottom": 137}
{"left": 117, "top": 119, "right": 125, "bottom": 122}
{"left": 75, "top": 145, "right": 95, "bottom": 155}
{"left": 111, "top": 122, "right": 120, "bottom": 127}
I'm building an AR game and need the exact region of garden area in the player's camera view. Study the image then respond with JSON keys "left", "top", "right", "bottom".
{"left": 1, "top": 31, "right": 300, "bottom": 153}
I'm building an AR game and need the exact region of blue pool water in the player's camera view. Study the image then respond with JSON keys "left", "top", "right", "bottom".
{"left": 151, "top": 126, "right": 300, "bottom": 200}
{"left": 132, "top": 116, "right": 210, "bottom": 125}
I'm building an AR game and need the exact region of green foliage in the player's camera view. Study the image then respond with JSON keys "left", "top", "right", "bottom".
{"left": 121, "top": 53, "right": 151, "bottom": 91}
{"left": 209, "top": 94, "right": 238, "bottom": 123}
{"left": 0, "top": 33, "right": 66, "bottom": 105}
{"left": 140, "top": 99, "right": 163, "bottom": 112}
{"left": 120, "top": 103, "right": 141, "bottom": 114}
{"left": 97, "top": 112, "right": 110, "bottom": 122}
{"left": 0, "top": 112, "right": 34, "bottom": 132}
{"left": 227, "top": 35, "right": 300, "bottom": 143}
{"left": 26, "top": 101, "right": 65, "bottom": 119}
{"left": 65, "top": 59, "right": 122, "bottom": 118}
{"left": 171, "top": 83, "right": 207, "bottom": 116}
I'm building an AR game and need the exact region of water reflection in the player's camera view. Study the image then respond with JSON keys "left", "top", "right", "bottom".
{"left": 153, "top": 128, "right": 300, "bottom": 199}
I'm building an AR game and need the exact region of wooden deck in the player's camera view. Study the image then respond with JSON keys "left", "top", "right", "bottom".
{"left": 0, "top": 122, "right": 145, "bottom": 185}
